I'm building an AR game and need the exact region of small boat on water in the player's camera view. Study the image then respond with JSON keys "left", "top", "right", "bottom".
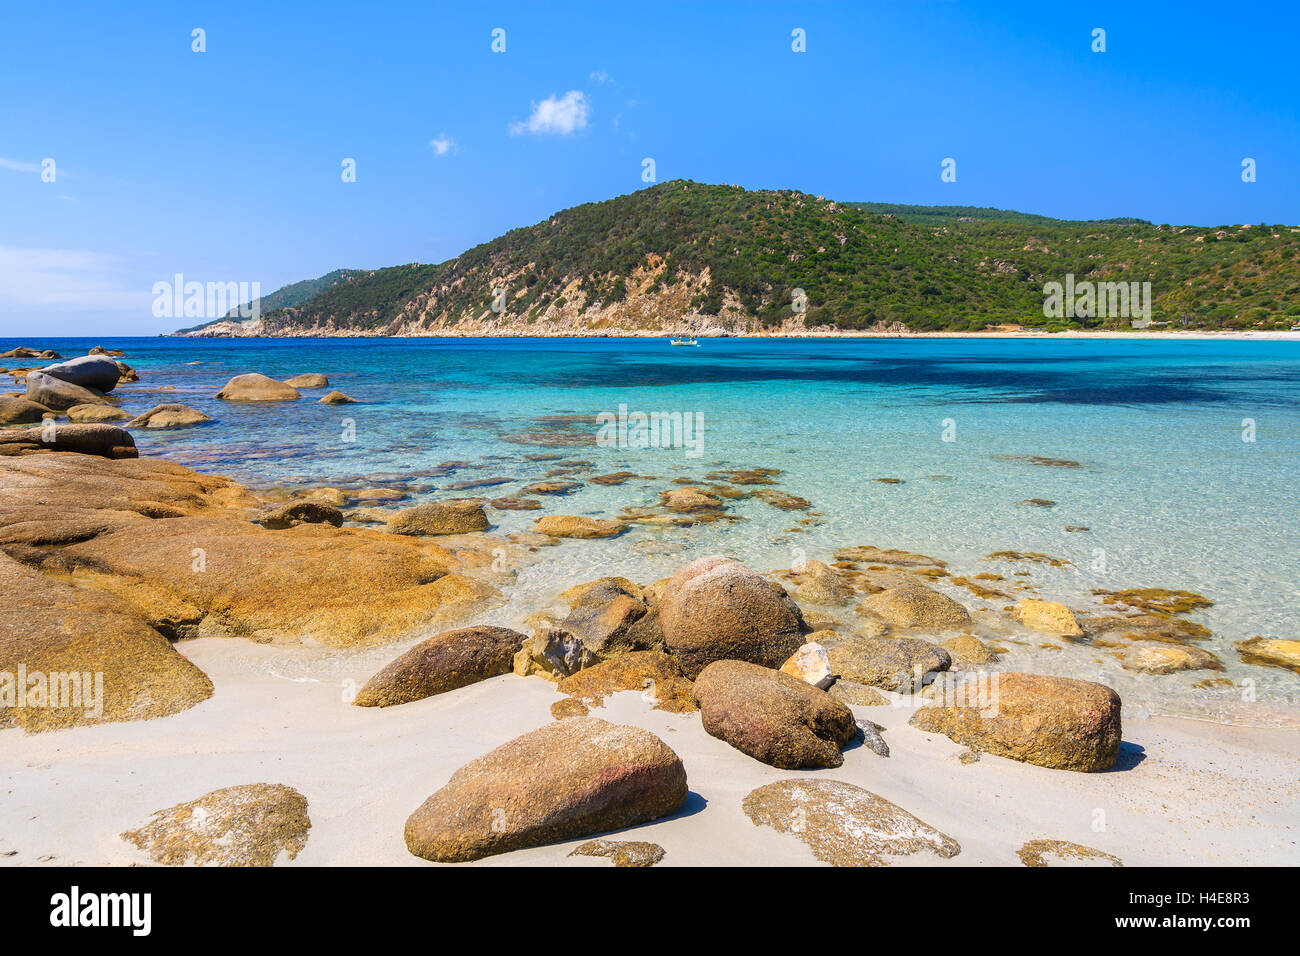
{"left": 669, "top": 336, "right": 700, "bottom": 347}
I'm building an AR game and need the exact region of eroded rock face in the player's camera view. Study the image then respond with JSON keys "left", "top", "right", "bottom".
{"left": 909, "top": 673, "right": 1122, "bottom": 772}
{"left": 856, "top": 583, "right": 971, "bottom": 631}
{"left": 354, "top": 625, "right": 526, "bottom": 707}
{"left": 0, "top": 453, "right": 502, "bottom": 649}
{"left": 827, "top": 636, "right": 951, "bottom": 691}
{"left": 127, "top": 403, "right": 211, "bottom": 429}
{"left": 693, "top": 660, "right": 857, "bottom": 769}
{"left": 121, "top": 784, "right": 310, "bottom": 866}
{"left": 0, "top": 552, "right": 212, "bottom": 733}
{"left": 404, "top": 717, "right": 688, "bottom": 862}
{"left": 386, "top": 499, "right": 489, "bottom": 536}
{"left": 743, "top": 779, "right": 960, "bottom": 866}
{"left": 214, "top": 373, "right": 300, "bottom": 402}
{"left": 659, "top": 556, "right": 805, "bottom": 678}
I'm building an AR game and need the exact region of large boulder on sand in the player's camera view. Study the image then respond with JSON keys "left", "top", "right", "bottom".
{"left": 24, "top": 370, "right": 110, "bottom": 410}
{"left": 659, "top": 556, "right": 806, "bottom": 678}
{"left": 386, "top": 499, "right": 489, "bottom": 536}
{"left": 404, "top": 717, "right": 688, "bottom": 862}
{"left": 39, "top": 354, "right": 122, "bottom": 393}
{"left": 127, "top": 403, "right": 211, "bottom": 429}
{"left": 214, "top": 373, "right": 300, "bottom": 401}
{"left": 121, "top": 783, "right": 310, "bottom": 866}
{"left": 693, "top": 659, "right": 857, "bottom": 768}
{"left": 856, "top": 583, "right": 972, "bottom": 631}
{"left": 909, "top": 672, "right": 1122, "bottom": 772}
{"left": 0, "top": 423, "right": 138, "bottom": 459}
{"left": 354, "top": 625, "right": 526, "bottom": 707}
{"left": 827, "top": 635, "right": 951, "bottom": 692}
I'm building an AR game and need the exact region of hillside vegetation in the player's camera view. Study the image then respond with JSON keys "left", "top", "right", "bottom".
{"left": 198, "top": 181, "right": 1300, "bottom": 335}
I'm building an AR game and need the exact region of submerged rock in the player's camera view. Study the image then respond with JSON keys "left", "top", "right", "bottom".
{"left": 856, "top": 583, "right": 971, "bottom": 631}
{"left": 1014, "top": 599, "right": 1084, "bottom": 638}
{"left": 743, "top": 779, "right": 960, "bottom": 866}
{"left": 659, "top": 556, "right": 805, "bottom": 678}
{"left": 1120, "top": 644, "right": 1222, "bottom": 675}
{"left": 533, "top": 515, "right": 626, "bottom": 538}
{"left": 121, "top": 784, "right": 310, "bottom": 867}
{"left": 354, "top": 625, "right": 526, "bottom": 706}
{"left": 319, "top": 390, "right": 356, "bottom": 404}
{"left": 1235, "top": 637, "right": 1300, "bottom": 675}
{"left": 404, "top": 717, "right": 688, "bottom": 862}
{"left": 694, "top": 660, "right": 857, "bottom": 769}
{"left": 909, "top": 673, "right": 1122, "bottom": 772}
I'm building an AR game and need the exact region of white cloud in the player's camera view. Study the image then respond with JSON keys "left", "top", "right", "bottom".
{"left": 509, "top": 91, "right": 591, "bottom": 137}
{"left": 589, "top": 71, "right": 612, "bottom": 84}
{"left": 0, "top": 245, "right": 150, "bottom": 313}
{"left": 429, "top": 133, "right": 457, "bottom": 156}
{"left": 0, "top": 157, "right": 41, "bottom": 174}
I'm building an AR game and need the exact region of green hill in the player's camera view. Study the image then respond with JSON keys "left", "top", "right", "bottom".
{"left": 173, "top": 269, "right": 368, "bottom": 334}
{"left": 214, "top": 181, "right": 1300, "bottom": 335}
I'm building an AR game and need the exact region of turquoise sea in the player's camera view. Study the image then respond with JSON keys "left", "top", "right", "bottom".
{"left": 10, "top": 336, "right": 1300, "bottom": 722}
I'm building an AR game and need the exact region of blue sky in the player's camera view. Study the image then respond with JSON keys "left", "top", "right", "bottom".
{"left": 2, "top": 0, "right": 1297, "bottom": 335}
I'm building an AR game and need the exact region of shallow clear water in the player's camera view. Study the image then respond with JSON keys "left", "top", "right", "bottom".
{"left": 12, "top": 336, "right": 1300, "bottom": 722}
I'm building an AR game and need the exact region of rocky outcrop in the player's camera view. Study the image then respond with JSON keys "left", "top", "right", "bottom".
{"left": 743, "top": 779, "right": 960, "bottom": 866}
{"left": 909, "top": 673, "right": 1122, "bottom": 772}
{"left": 214, "top": 373, "right": 301, "bottom": 401}
{"left": 693, "top": 660, "right": 857, "bottom": 768}
{"left": 121, "top": 784, "right": 310, "bottom": 866}
{"left": 403, "top": 717, "right": 688, "bottom": 862}
{"left": 0, "top": 552, "right": 213, "bottom": 732}
{"left": 354, "top": 625, "right": 526, "bottom": 706}
{"left": 659, "top": 556, "right": 805, "bottom": 678}
{"left": 386, "top": 499, "right": 489, "bottom": 536}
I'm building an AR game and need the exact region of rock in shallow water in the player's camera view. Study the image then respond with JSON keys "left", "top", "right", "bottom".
{"left": 533, "top": 515, "right": 626, "bottom": 538}
{"left": 659, "top": 555, "right": 806, "bottom": 678}
{"left": 694, "top": 659, "right": 857, "bottom": 769}
{"left": 121, "top": 783, "right": 310, "bottom": 866}
{"left": 1235, "top": 637, "right": 1300, "bottom": 675}
{"left": 24, "top": 371, "right": 110, "bottom": 411}
{"left": 386, "top": 499, "right": 489, "bottom": 536}
{"left": 856, "top": 583, "right": 972, "bottom": 631}
{"left": 404, "top": 717, "right": 688, "bottom": 862}
{"left": 909, "top": 672, "right": 1122, "bottom": 772}
{"left": 214, "top": 373, "right": 300, "bottom": 402}
{"left": 39, "top": 355, "right": 122, "bottom": 393}
{"left": 827, "top": 635, "right": 951, "bottom": 692}
{"left": 354, "top": 625, "right": 525, "bottom": 706}
{"left": 127, "top": 403, "right": 211, "bottom": 429}
{"left": 743, "top": 779, "right": 960, "bottom": 866}
{"left": 1014, "top": 599, "right": 1084, "bottom": 638}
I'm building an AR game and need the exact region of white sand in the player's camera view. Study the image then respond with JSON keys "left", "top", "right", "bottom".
{"left": 2, "top": 636, "right": 1297, "bottom": 867}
